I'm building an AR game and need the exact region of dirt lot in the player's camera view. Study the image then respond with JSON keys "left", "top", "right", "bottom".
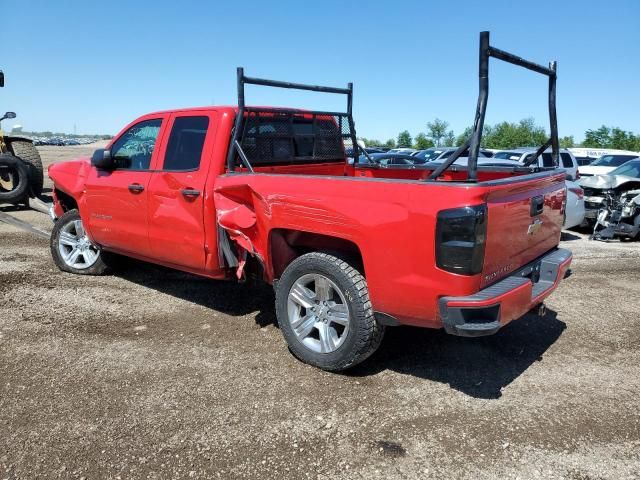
{"left": 0, "top": 146, "right": 639, "bottom": 479}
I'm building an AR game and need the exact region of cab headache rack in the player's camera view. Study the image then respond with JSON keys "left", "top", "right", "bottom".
{"left": 428, "top": 31, "right": 560, "bottom": 182}
{"left": 226, "top": 67, "right": 363, "bottom": 172}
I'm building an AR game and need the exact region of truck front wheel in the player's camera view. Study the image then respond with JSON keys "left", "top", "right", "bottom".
{"left": 50, "top": 209, "right": 111, "bottom": 275}
{"left": 275, "top": 252, "right": 384, "bottom": 371}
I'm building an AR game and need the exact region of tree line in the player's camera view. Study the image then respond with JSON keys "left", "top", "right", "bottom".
{"left": 361, "top": 118, "right": 640, "bottom": 151}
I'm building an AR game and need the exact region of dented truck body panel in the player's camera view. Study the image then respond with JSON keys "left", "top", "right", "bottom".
{"left": 49, "top": 103, "right": 570, "bottom": 331}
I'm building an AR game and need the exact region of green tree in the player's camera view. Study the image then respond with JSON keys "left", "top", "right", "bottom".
{"left": 583, "top": 126, "right": 611, "bottom": 148}
{"left": 360, "top": 137, "right": 383, "bottom": 147}
{"left": 455, "top": 127, "right": 473, "bottom": 146}
{"left": 397, "top": 130, "right": 412, "bottom": 148}
{"left": 610, "top": 128, "right": 637, "bottom": 150}
{"left": 582, "top": 126, "right": 640, "bottom": 150}
{"left": 443, "top": 130, "right": 455, "bottom": 147}
{"left": 384, "top": 138, "right": 396, "bottom": 149}
{"left": 559, "top": 136, "right": 575, "bottom": 148}
{"left": 427, "top": 118, "right": 449, "bottom": 147}
{"left": 483, "top": 118, "right": 546, "bottom": 149}
{"left": 414, "top": 132, "right": 434, "bottom": 150}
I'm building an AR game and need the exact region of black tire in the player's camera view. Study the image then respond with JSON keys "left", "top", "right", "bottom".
{"left": 9, "top": 139, "right": 44, "bottom": 198}
{"left": 275, "top": 252, "right": 385, "bottom": 371}
{"left": 0, "top": 154, "right": 30, "bottom": 204}
{"left": 50, "top": 209, "right": 112, "bottom": 275}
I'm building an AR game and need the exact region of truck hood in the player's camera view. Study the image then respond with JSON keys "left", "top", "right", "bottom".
{"left": 578, "top": 174, "right": 639, "bottom": 190}
{"left": 48, "top": 158, "right": 92, "bottom": 196}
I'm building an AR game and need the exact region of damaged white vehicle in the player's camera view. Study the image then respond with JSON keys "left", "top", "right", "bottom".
{"left": 579, "top": 159, "right": 640, "bottom": 240}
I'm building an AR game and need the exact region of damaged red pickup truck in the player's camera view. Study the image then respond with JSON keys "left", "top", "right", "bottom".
{"left": 48, "top": 33, "right": 571, "bottom": 371}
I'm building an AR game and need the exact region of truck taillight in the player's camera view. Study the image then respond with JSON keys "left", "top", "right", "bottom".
{"left": 435, "top": 205, "right": 487, "bottom": 275}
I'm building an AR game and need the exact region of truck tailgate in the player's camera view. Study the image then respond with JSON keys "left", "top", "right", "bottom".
{"left": 480, "top": 172, "right": 566, "bottom": 288}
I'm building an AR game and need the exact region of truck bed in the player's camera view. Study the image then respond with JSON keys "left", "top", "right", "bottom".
{"left": 215, "top": 164, "right": 567, "bottom": 329}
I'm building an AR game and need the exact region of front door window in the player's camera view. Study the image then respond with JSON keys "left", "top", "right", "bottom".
{"left": 111, "top": 119, "right": 162, "bottom": 170}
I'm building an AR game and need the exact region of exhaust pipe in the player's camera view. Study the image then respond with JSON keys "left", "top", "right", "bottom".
{"left": 536, "top": 303, "right": 547, "bottom": 317}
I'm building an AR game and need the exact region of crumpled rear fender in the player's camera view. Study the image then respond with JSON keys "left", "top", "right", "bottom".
{"left": 214, "top": 183, "right": 269, "bottom": 279}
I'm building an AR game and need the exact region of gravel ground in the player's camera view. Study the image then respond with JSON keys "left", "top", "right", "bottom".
{"left": 0, "top": 146, "right": 639, "bottom": 479}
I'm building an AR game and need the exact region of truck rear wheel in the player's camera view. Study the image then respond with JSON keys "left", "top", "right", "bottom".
{"left": 50, "top": 209, "right": 111, "bottom": 275}
{"left": 9, "top": 139, "right": 44, "bottom": 198}
{"left": 275, "top": 252, "right": 384, "bottom": 371}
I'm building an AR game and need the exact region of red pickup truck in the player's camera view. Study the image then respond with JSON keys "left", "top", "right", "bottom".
{"left": 48, "top": 33, "right": 572, "bottom": 371}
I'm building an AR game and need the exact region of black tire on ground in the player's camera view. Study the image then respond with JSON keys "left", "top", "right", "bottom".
{"left": 0, "top": 154, "right": 30, "bottom": 204}
{"left": 275, "top": 252, "right": 385, "bottom": 371}
{"left": 9, "top": 139, "right": 44, "bottom": 198}
{"left": 50, "top": 209, "right": 112, "bottom": 275}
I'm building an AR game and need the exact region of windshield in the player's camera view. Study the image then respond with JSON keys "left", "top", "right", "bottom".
{"left": 591, "top": 155, "right": 637, "bottom": 167}
{"left": 610, "top": 160, "right": 640, "bottom": 178}
{"left": 439, "top": 149, "right": 489, "bottom": 159}
{"left": 358, "top": 153, "right": 425, "bottom": 165}
{"left": 413, "top": 149, "right": 442, "bottom": 162}
{"left": 493, "top": 151, "right": 522, "bottom": 160}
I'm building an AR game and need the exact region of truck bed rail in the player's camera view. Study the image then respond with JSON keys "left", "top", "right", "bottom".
{"left": 226, "top": 68, "right": 361, "bottom": 171}
{"left": 428, "top": 31, "right": 559, "bottom": 182}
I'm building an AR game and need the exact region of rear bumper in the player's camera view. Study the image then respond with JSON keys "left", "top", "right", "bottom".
{"left": 439, "top": 248, "right": 572, "bottom": 337}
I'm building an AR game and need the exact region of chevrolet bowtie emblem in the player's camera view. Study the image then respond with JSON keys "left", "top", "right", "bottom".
{"left": 527, "top": 219, "right": 543, "bottom": 235}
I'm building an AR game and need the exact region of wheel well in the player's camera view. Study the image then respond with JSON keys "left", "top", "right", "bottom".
{"left": 55, "top": 188, "right": 78, "bottom": 212}
{"left": 269, "top": 229, "right": 364, "bottom": 279}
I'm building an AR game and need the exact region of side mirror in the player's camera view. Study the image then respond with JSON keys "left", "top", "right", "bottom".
{"left": 91, "top": 149, "right": 115, "bottom": 170}
{"left": 0, "top": 111, "right": 16, "bottom": 122}
{"left": 0, "top": 71, "right": 4, "bottom": 88}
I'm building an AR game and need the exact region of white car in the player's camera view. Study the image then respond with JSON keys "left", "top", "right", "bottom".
{"left": 492, "top": 148, "right": 580, "bottom": 181}
{"left": 432, "top": 155, "right": 585, "bottom": 229}
{"left": 564, "top": 179, "right": 586, "bottom": 229}
{"left": 578, "top": 154, "right": 639, "bottom": 177}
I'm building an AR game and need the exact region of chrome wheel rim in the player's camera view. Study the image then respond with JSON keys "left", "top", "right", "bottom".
{"left": 57, "top": 218, "right": 100, "bottom": 269}
{"left": 287, "top": 273, "right": 351, "bottom": 354}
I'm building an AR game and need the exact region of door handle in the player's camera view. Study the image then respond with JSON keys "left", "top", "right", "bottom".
{"left": 181, "top": 188, "right": 201, "bottom": 198}
{"left": 128, "top": 183, "right": 145, "bottom": 193}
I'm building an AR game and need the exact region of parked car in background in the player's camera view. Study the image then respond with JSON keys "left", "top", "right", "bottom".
{"left": 386, "top": 147, "right": 417, "bottom": 155}
{"left": 568, "top": 148, "right": 639, "bottom": 167}
{"left": 564, "top": 179, "right": 586, "bottom": 229}
{"left": 579, "top": 158, "right": 640, "bottom": 224}
{"left": 492, "top": 148, "right": 579, "bottom": 181}
{"left": 345, "top": 146, "right": 385, "bottom": 157}
{"left": 578, "top": 154, "right": 639, "bottom": 177}
{"left": 574, "top": 156, "right": 593, "bottom": 166}
{"left": 412, "top": 147, "right": 492, "bottom": 163}
{"left": 429, "top": 155, "right": 584, "bottom": 229}
{"left": 357, "top": 152, "right": 426, "bottom": 165}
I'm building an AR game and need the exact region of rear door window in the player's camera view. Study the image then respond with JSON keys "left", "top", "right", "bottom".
{"left": 163, "top": 116, "right": 210, "bottom": 171}
{"left": 540, "top": 153, "right": 555, "bottom": 167}
{"left": 239, "top": 111, "right": 348, "bottom": 166}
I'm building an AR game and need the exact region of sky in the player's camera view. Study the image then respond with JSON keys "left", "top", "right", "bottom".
{"left": 1, "top": 0, "right": 639, "bottom": 143}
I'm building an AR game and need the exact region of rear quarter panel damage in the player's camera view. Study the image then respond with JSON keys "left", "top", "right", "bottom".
{"left": 213, "top": 173, "right": 490, "bottom": 327}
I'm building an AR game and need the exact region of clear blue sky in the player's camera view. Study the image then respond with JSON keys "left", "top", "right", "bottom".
{"left": 2, "top": 0, "right": 639, "bottom": 142}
